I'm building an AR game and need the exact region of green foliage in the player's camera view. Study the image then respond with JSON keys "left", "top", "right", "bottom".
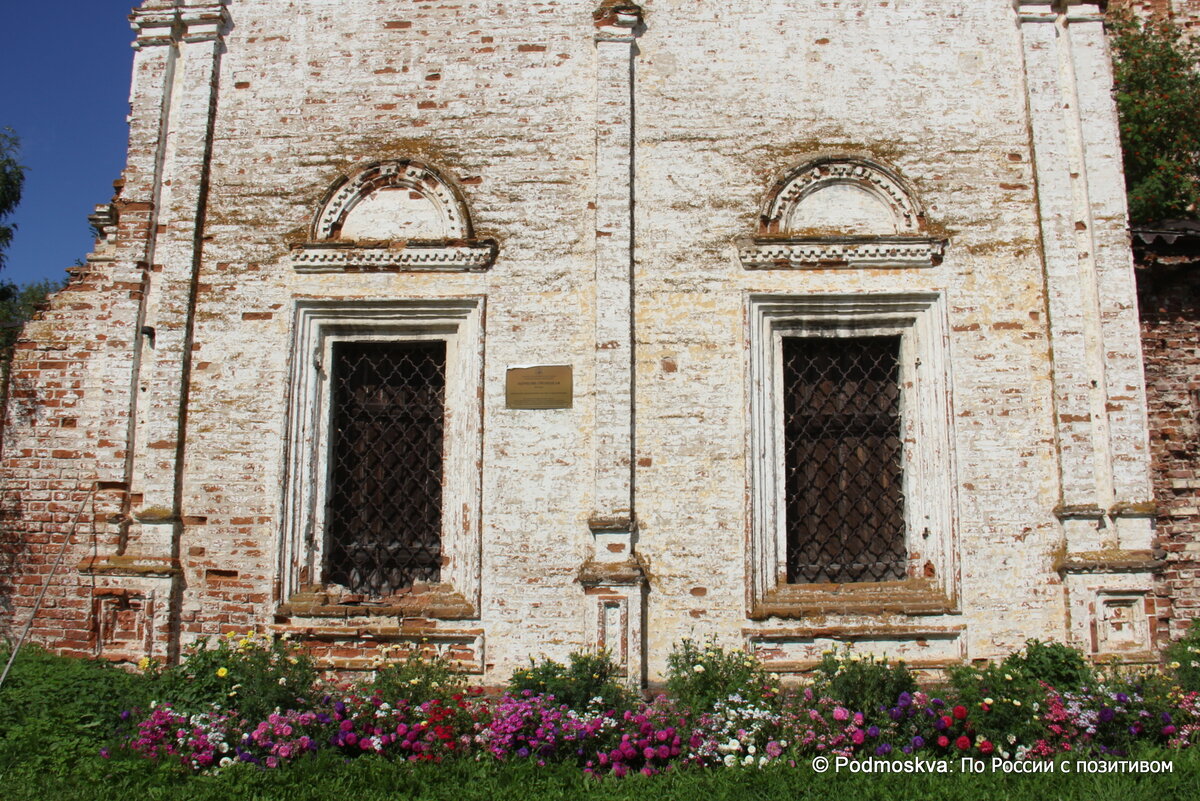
{"left": 506, "top": 649, "right": 632, "bottom": 712}
{"left": 948, "top": 639, "right": 1094, "bottom": 746}
{"left": 1109, "top": 10, "right": 1200, "bottom": 223}
{"left": 1002, "top": 638, "right": 1095, "bottom": 693}
{"left": 947, "top": 660, "right": 1045, "bottom": 747}
{"left": 0, "top": 643, "right": 153, "bottom": 778}
{"left": 0, "top": 278, "right": 62, "bottom": 356}
{"left": 0, "top": 128, "right": 23, "bottom": 268}
{"left": 664, "top": 638, "right": 778, "bottom": 716}
{"left": 809, "top": 647, "right": 917, "bottom": 722}
{"left": 361, "top": 646, "right": 466, "bottom": 707}
{"left": 1165, "top": 618, "right": 1200, "bottom": 692}
{"left": 149, "top": 631, "right": 316, "bottom": 721}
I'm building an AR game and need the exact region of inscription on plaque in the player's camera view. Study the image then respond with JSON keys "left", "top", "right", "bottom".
{"left": 506, "top": 365, "right": 573, "bottom": 409}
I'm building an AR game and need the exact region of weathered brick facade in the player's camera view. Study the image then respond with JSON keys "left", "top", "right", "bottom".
{"left": 1135, "top": 228, "right": 1200, "bottom": 640}
{"left": 0, "top": 0, "right": 1191, "bottom": 685}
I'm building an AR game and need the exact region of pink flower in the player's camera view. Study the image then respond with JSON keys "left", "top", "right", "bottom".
{"left": 851, "top": 729, "right": 865, "bottom": 745}
{"left": 833, "top": 707, "right": 849, "bottom": 721}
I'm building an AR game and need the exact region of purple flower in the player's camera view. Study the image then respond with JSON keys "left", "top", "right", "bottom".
{"left": 875, "top": 743, "right": 892, "bottom": 756}
{"left": 889, "top": 707, "right": 904, "bottom": 721}
{"left": 1115, "top": 692, "right": 1129, "bottom": 704}
{"left": 867, "top": 726, "right": 880, "bottom": 738}
{"left": 1099, "top": 707, "right": 1116, "bottom": 723}
{"left": 898, "top": 692, "right": 913, "bottom": 708}
{"left": 1161, "top": 712, "right": 1172, "bottom": 724}
{"left": 911, "top": 736, "right": 925, "bottom": 749}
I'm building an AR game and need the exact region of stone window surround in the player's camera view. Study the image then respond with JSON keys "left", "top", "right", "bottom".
{"left": 747, "top": 292, "right": 959, "bottom": 619}
{"left": 277, "top": 298, "right": 484, "bottom": 619}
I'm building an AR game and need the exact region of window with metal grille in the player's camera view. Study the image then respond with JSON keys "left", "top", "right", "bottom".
{"left": 324, "top": 340, "right": 446, "bottom": 596}
{"left": 782, "top": 335, "right": 906, "bottom": 584}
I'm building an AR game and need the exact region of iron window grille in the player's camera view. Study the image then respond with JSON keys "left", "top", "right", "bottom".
{"left": 782, "top": 335, "right": 906, "bottom": 584}
{"left": 323, "top": 340, "right": 447, "bottom": 595}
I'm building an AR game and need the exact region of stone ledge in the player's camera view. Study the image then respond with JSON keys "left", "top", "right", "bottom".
{"left": 737, "top": 236, "right": 946, "bottom": 269}
{"left": 577, "top": 556, "right": 647, "bottom": 587}
{"left": 1055, "top": 550, "right": 1165, "bottom": 574}
{"left": 277, "top": 585, "right": 476, "bottom": 619}
{"left": 749, "top": 580, "right": 956, "bottom": 619}
{"left": 290, "top": 239, "right": 497, "bottom": 272}
{"left": 77, "top": 555, "right": 181, "bottom": 577}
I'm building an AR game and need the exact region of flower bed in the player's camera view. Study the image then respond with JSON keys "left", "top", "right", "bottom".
{"left": 109, "top": 633, "right": 1200, "bottom": 778}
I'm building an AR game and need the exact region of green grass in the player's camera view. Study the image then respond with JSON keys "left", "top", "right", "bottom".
{"left": 1, "top": 749, "right": 1197, "bottom": 801}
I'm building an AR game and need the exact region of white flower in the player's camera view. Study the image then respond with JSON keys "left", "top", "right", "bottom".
{"left": 693, "top": 664, "right": 705, "bottom": 674}
{"left": 278, "top": 677, "right": 287, "bottom": 685}
{"left": 746, "top": 744, "right": 757, "bottom": 755}
{"left": 219, "top": 757, "right": 232, "bottom": 768}
{"left": 742, "top": 754, "right": 755, "bottom": 766}
{"left": 723, "top": 754, "right": 737, "bottom": 767}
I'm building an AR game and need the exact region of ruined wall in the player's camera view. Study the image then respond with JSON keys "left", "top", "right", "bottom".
{"left": 1137, "top": 254, "right": 1200, "bottom": 640}
{"left": 0, "top": 0, "right": 1166, "bottom": 682}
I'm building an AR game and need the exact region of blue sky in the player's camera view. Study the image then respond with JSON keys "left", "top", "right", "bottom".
{"left": 1, "top": 3, "right": 134, "bottom": 287}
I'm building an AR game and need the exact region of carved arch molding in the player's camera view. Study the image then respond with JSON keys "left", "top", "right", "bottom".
{"left": 739, "top": 157, "right": 947, "bottom": 269}
{"left": 290, "top": 159, "right": 497, "bottom": 273}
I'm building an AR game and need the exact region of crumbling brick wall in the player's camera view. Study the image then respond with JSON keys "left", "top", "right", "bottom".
{"left": 1138, "top": 258, "right": 1200, "bottom": 639}
{"left": 0, "top": 226, "right": 143, "bottom": 656}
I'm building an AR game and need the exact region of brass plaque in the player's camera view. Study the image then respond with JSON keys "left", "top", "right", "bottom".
{"left": 506, "top": 365, "right": 573, "bottom": 409}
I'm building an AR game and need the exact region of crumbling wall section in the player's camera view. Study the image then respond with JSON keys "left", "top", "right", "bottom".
{"left": 1138, "top": 262, "right": 1200, "bottom": 638}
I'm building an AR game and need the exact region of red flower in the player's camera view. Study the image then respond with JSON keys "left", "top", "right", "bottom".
{"left": 980, "top": 740, "right": 994, "bottom": 755}
{"left": 952, "top": 705, "right": 968, "bottom": 720}
{"left": 937, "top": 735, "right": 949, "bottom": 748}
{"left": 955, "top": 736, "right": 971, "bottom": 751}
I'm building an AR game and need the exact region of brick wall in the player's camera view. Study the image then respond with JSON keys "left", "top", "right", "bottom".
{"left": 1137, "top": 255, "right": 1200, "bottom": 639}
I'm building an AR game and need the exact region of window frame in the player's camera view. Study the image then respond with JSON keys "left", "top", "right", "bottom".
{"left": 279, "top": 298, "right": 484, "bottom": 617}
{"left": 747, "top": 293, "right": 958, "bottom": 618}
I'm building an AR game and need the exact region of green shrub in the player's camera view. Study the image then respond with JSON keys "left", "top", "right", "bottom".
{"left": 150, "top": 631, "right": 316, "bottom": 720}
{"left": 809, "top": 647, "right": 916, "bottom": 722}
{"left": 362, "top": 646, "right": 466, "bottom": 707}
{"left": 664, "top": 638, "right": 777, "bottom": 716}
{"left": 1165, "top": 618, "right": 1200, "bottom": 692}
{"left": 1001, "top": 638, "right": 1095, "bottom": 693}
{"left": 947, "top": 661, "right": 1045, "bottom": 747}
{"left": 1109, "top": 9, "right": 1200, "bottom": 223}
{"left": 507, "top": 649, "right": 632, "bottom": 712}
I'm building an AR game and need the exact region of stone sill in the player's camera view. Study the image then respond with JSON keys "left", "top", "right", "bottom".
{"left": 750, "top": 580, "right": 956, "bottom": 619}
{"left": 277, "top": 585, "right": 475, "bottom": 620}
{"left": 77, "top": 555, "right": 181, "bottom": 578}
{"left": 1055, "top": 550, "right": 1164, "bottom": 574}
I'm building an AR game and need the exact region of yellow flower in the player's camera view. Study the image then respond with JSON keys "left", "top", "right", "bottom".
{"left": 217, "top": 667, "right": 229, "bottom": 678}
{"left": 137, "top": 656, "right": 151, "bottom": 671}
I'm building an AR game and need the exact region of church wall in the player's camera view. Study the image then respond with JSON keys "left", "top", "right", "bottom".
{"left": 0, "top": 0, "right": 1169, "bottom": 682}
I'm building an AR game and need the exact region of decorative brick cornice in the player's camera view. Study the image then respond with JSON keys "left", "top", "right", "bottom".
{"left": 130, "top": 3, "right": 229, "bottom": 49}
{"left": 737, "top": 236, "right": 946, "bottom": 269}
{"left": 289, "top": 240, "right": 497, "bottom": 272}
{"left": 594, "top": 2, "right": 644, "bottom": 42}
{"left": 1015, "top": 1, "right": 1106, "bottom": 23}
